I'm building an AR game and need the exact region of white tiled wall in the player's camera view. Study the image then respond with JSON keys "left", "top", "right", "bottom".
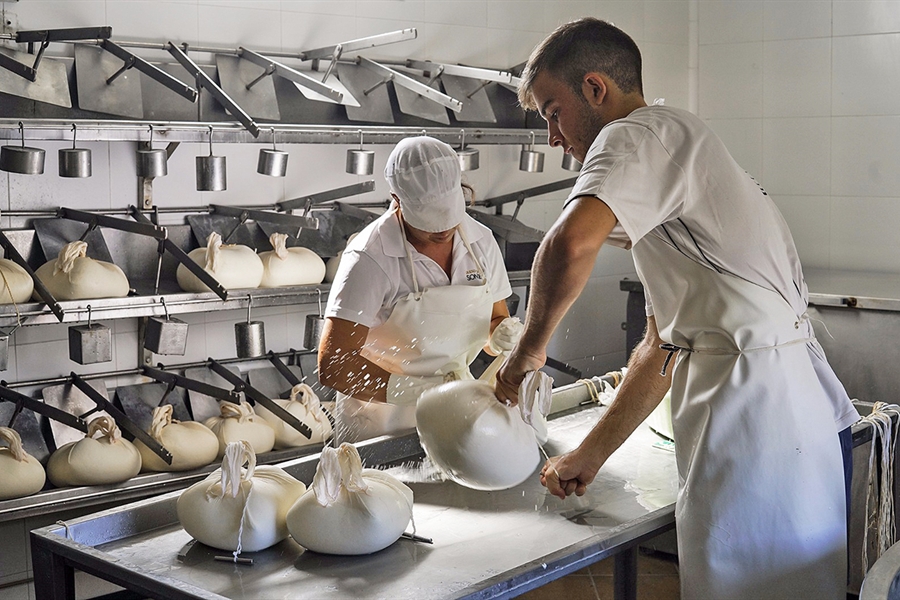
{"left": 699, "top": 0, "right": 900, "bottom": 275}
{"left": 0, "top": 0, "right": 691, "bottom": 391}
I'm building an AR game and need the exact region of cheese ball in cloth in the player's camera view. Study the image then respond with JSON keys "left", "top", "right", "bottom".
{"left": 136, "top": 404, "right": 219, "bottom": 472}
{"left": 0, "top": 427, "right": 45, "bottom": 500}
{"left": 47, "top": 416, "right": 141, "bottom": 487}
{"left": 204, "top": 400, "right": 275, "bottom": 458}
{"left": 176, "top": 232, "right": 263, "bottom": 292}
{"left": 33, "top": 241, "right": 129, "bottom": 301}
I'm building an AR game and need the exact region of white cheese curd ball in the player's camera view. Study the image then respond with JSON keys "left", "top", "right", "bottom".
{"left": 46, "top": 416, "right": 142, "bottom": 487}
{"left": 33, "top": 241, "right": 129, "bottom": 301}
{"left": 255, "top": 383, "right": 333, "bottom": 449}
{"left": 322, "top": 232, "right": 358, "bottom": 283}
{"left": 203, "top": 400, "right": 275, "bottom": 458}
{"left": 416, "top": 380, "right": 541, "bottom": 491}
{"left": 0, "top": 427, "right": 46, "bottom": 500}
{"left": 286, "top": 443, "right": 413, "bottom": 555}
{"left": 136, "top": 404, "right": 220, "bottom": 472}
{"left": 259, "top": 233, "right": 326, "bottom": 288}
{"left": 176, "top": 232, "right": 264, "bottom": 292}
{"left": 0, "top": 258, "right": 34, "bottom": 304}
{"left": 177, "top": 440, "right": 306, "bottom": 552}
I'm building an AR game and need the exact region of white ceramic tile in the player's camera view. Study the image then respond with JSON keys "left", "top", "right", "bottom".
{"left": 770, "top": 194, "right": 832, "bottom": 270}
{"left": 763, "top": 38, "right": 831, "bottom": 118}
{"left": 0, "top": 520, "right": 26, "bottom": 579}
{"left": 114, "top": 330, "right": 139, "bottom": 371}
{"left": 591, "top": 0, "right": 646, "bottom": 43}
{"left": 357, "top": 0, "right": 425, "bottom": 22}
{"left": 642, "top": 42, "right": 690, "bottom": 111}
{"left": 833, "top": 33, "right": 900, "bottom": 117}
{"left": 421, "top": 0, "right": 488, "bottom": 28}
{"left": 833, "top": 0, "right": 900, "bottom": 36}
{"left": 645, "top": 1, "right": 690, "bottom": 45}
{"left": 763, "top": 0, "right": 831, "bottom": 41}
{"left": 832, "top": 116, "right": 900, "bottom": 197}
{"left": 762, "top": 117, "right": 831, "bottom": 196}
{"left": 547, "top": 1, "right": 606, "bottom": 29}
{"left": 280, "top": 0, "right": 356, "bottom": 17}
{"left": 698, "top": 0, "right": 763, "bottom": 45}
{"left": 13, "top": 323, "right": 70, "bottom": 346}
{"left": 0, "top": 583, "right": 31, "bottom": 600}
{"left": 7, "top": 1, "right": 106, "bottom": 31}
{"left": 14, "top": 340, "right": 69, "bottom": 381}
{"left": 9, "top": 141, "right": 112, "bottom": 212}
{"left": 705, "top": 118, "right": 763, "bottom": 179}
{"left": 199, "top": 0, "right": 281, "bottom": 10}
{"left": 830, "top": 196, "right": 900, "bottom": 272}
{"left": 202, "top": 318, "right": 239, "bottom": 359}
{"left": 280, "top": 11, "right": 357, "bottom": 55}
{"left": 698, "top": 42, "right": 763, "bottom": 119}
{"left": 106, "top": 2, "right": 200, "bottom": 45}
{"left": 486, "top": 1, "right": 547, "bottom": 32}
{"left": 406, "top": 22, "right": 514, "bottom": 66}
{"left": 198, "top": 4, "right": 282, "bottom": 49}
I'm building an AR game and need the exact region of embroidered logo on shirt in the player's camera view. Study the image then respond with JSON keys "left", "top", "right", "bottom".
{"left": 466, "top": 269, "right": 483, "bottom": 282}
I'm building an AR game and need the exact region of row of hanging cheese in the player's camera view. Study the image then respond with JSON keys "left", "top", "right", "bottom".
{"left": 0, "top": 231, "right": 337, "bottom": 304}
{"left": 0, "top": 383, "right": 331, "bottom": 499}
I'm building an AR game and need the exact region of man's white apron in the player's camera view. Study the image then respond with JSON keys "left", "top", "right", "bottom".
{"left": 335, "top": 211, "right": 494, "bottom": 443}
{"left": 634, "top": 235, "right": 846, "bottom": 599}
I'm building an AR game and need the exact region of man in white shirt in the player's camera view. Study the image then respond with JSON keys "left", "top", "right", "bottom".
{"left": 497, "top": 17, "right": 854, "bottom": 600}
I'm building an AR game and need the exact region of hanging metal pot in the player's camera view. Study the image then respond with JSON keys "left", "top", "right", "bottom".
{"left": 58, "top": 124, "right": 92, "bottom": 178}
{"left": 455, "top": 129, "right": 479, "bottom": 171}
{"left": 561, "top": 153, "right": 583, "bottom": 172}
{"left": 257, "top": 128, "right": 288, "bottom": 177}
{"left": 136, "top": 125, "right": 168, "bottom": 178}
{"left": 144, "top": 298, "right": 189, "bottom": 356}
{"left": 303, "top": 289, "right": 326, "bottom": 351}
{"left": 519, "top": 131, "right": 544, "bottom": 173}
{"left": 196, "top": 125, "right": 226, "bottom": 192}
{"left": 235, "top": 296, "right": 266, "bottom": 358}
{"left": 346, "top": 130, "right": 375, "bottom": 175}
{"left": 0, "top": 122, "right": 46, "bottom": 175}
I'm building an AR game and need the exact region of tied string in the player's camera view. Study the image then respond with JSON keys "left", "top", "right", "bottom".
{"left": 289, "top": 383, "right": 327, "bottom": 425}
{"left": 149, "top": 404, "right": 174, "bottom": 440}
{"left": 205, "top": 232, "right": 223, "bottom": 272}
{"left": 0, "top": 426, "right": 27, "bottom": 461}
{"left": 269, "top": 232, "right": 289, "bottom": 260}
{"left": 576, "top": 378, "right": 601, "bottom": 404}
{"left": 54, "top": 241, "right": 87, "bottom": 276}
{"left": 210, "top": 441, "right": 257, "bottom": 564}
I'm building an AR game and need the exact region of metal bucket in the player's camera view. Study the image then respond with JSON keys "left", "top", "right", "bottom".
{"left": 519, "top": 131, "right": 544, "bottom": 173}
{"left": 196, "top": 154, "right": 226, "bottom": 191}
{"left": 0, "top": 122, "right": 45, "bottom": 175}
{"left": 137, "top": 147, "right": 168, "bottom": 178}
{"left": 561, "top": 153, "right": 583, "bottom": 172}
{"left": 346, "top": 130, "right": 374, "bottom": 175}
{"left": 68, "top": 306, "right": 112, "bottom": 365}
{"left": 258, "top": 128, "right": 288, "bottom": 177}
{"left": 235, "top": 297, "right": 266, "bottom": 358}
{"left": 456, "top": 130, "right": 479, "bottom": 171}
{"left": 303, "top": 289, "right": 326, "bottom": 351}
{"left": 58, "top": 125, "right": 91, "bottom": 178}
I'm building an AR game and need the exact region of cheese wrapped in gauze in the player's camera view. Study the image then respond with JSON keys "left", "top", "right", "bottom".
{"left": 0, "top": 427, "right": 45, "bottom": 500}
{"left": 259, "top": 233, "right": 326, "bottom": 288}
{"left": 286, "top": 442, "right": 413, "bottom": 555}
{"left": 323, "top": 232, "right": 358, "bottom": 283}
{"left": 47, "top": 416, "right": 141, "bottom": 487}
{"left": 33, "top": 241, "right": 129, "bottom": 301}
{"left": 177, "top": 440, "right": 306, "bottom": 553}
{"left": 0, "top": 259, "right": 33, "bottom": 304}
{"left": 176, "top": 232, "right": 263, "bottom": 292}
{"left": 255, "top": 383, "right": 333, "bottom": 449}
{"left": 416, "top": 380, "right": 541, "bottom": 491}
{"left": 203, "top": 400, "right": 275, "bottom": 458}
{"left": 136, "top": 405, "right": 220, "bottom": 472}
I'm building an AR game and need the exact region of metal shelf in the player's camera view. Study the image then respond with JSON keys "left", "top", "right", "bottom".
{"left": 0, "top": 270, "right": 532, "bottom": 327}
{"left": 0, "top": 119, "right": 546, "bottom": 146}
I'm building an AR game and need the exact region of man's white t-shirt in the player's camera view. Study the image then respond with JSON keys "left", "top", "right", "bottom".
{"left": 325, "top": 209, "right": 511, "bottom": 328}
{"left": 567, "top": 105, "right": 857, "bottom": 432}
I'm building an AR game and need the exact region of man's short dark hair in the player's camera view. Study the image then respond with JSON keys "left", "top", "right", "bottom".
{"left": 518, "top": 18, "right": 643, "bottom": 110}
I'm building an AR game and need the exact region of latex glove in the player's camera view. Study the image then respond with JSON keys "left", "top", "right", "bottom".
{"left": 488, "top": 317, "right": 524, "bottom": 354}
{"left": 386, "top": 373, "right": 446, "bottom": 407}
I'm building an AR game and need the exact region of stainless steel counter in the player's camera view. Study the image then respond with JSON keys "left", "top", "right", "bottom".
{"left": 31, "top": 404, "right": 678, "bottom": 600}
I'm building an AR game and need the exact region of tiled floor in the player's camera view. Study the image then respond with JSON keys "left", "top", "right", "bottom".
{"left": 518, "top": 549, "right": 680, "bottom": 600}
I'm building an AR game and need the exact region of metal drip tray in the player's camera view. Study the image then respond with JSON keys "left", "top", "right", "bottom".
{"left": 31, "top": 405, "right": 677, "bottom": 600}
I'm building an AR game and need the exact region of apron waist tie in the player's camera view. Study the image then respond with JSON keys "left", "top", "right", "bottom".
{"left": 658, "top": 336, "right": 815, "bottom": 377}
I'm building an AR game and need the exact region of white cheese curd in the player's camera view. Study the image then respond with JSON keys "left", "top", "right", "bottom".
{"left": 176, "top": 232, "right": 264, "bottom": 292}
{"left": 415, "top": 380, "right": 541, "bottom": 491}
{"left": 136, "top": 404, "right": 220, "bottom": 472}
{"left": 33, "top": 241, "right": 129, "bottom": 301}
{"left": 259, "top": 233, "right": 326, "bottom": 288}
{"left": 0, "top": 258, "right": 34, "bottom": 304}
{"left": 0, "top": 427, "right": 46, "bottom": 500}
{"left": 286, "top": 443, "right": 413, "bottom": 555}
{"left": 254, "top": 383, "right": 333, "bottom": 449}
{"left": 46, "top": 416, "right": 141, "bottom": 487}
{"left": 177, "top": 440, "right": 306, "bottom": 553}
{"left": 322, "top": 232, "right": 358, "bottom": 283}
{"left": 203, "top": 400, "right": 275, "bottom": 458}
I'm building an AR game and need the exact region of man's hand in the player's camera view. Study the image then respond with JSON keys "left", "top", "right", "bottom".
{"left": 494, "top": 347, "right": 545, "bottom": 406}
{"left": 539, "top": 449, "right": 600, "bottom": 499}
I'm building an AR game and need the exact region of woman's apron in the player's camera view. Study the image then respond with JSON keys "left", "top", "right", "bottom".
{"left": 633, "top": 234, "right": 846, "bottom": 599}
{"left": 335, "top": 213, "right": 494, "bottom": 443}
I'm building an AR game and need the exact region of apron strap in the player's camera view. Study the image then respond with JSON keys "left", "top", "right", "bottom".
{"left": 658, "top": 336, "right": 815, "bottom": 377}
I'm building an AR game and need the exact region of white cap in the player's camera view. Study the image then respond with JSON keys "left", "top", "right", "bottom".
{"left": 384, "top": 136, "right": 465, "bottom": 233}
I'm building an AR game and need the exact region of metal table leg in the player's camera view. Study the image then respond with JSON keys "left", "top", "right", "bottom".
{"left": 614, "top": 546, "right": 639, "bottom": 600}
{"left": 31, "top": 533, "right": 76, "bottom": 600}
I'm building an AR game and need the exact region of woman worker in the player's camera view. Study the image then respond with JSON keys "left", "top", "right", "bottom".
{"left": 318, "top": 136, "right": 519, "bottom": 443}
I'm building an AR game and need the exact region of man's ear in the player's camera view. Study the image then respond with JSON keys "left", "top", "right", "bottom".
{"left": 581, "top": 73, "right": 607, "bottom": 107}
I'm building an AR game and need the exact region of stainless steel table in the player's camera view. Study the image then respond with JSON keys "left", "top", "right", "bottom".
{"left": 31, "top": 404, "right": 678, "bottom": 600}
